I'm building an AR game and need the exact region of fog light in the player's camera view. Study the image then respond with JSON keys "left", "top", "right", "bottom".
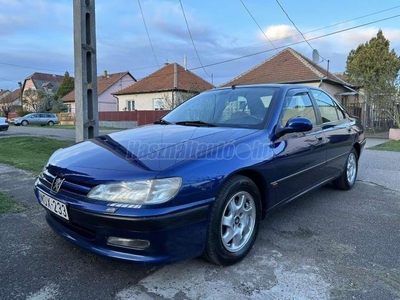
{"left": 107, "top": 237, "right": 150, "bottom": 250}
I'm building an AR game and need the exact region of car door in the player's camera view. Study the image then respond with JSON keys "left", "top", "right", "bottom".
{"left": 29, "top": 114, "right": 40, "bottom": 125}
{"left": 311, "top": 89, "right": 355, "bottom": 177}
{"left": 271, "top": 89, "right": 328, "bottom": 205}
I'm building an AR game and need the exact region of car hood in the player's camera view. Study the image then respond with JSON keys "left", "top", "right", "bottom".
{"left": 46, "top": 125, "right": 258, "bottom": 183}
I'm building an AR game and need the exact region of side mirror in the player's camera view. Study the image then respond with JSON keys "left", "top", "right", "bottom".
{"left": 276, "top": 117, "right": 313, "bottom": 137}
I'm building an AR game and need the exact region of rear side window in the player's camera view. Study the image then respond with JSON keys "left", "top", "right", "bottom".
{"left": 311, "top": 90, "right": 343, "bottom": 123}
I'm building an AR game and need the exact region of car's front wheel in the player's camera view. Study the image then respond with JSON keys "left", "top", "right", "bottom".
{"left": 48, "top": 121, "right": 54, "bottom": 126}
{"left": 333, "top": 148, "right": 358, "bottom": 190}
{"left": 203, "top": 175, "right": 261, "bottom": 266}
{"left": 21, "top": 120, "right": 28, "bottom": 126}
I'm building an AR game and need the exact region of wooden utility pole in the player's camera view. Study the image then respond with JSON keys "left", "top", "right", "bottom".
{"left": 73, "top": 0, "right": 99, "bottom": 142}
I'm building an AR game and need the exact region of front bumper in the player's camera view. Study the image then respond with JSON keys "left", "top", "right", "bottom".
{"left": 34, "top": 183, "right": 213, "bottom": 265}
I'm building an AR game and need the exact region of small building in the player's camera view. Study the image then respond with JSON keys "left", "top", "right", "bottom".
{"left": 114, "top": 63, "right": 214, "bottom": 111}
{"left": 62, "top": 71, "right": 136, "bottom": 113}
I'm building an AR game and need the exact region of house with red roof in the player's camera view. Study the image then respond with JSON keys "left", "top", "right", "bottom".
{"left": 222, "top": 48, "right": 362, "bottom": 118}
{"left": 0, "top": 88, "right": 22, "bottom": 114}
{"left": 62, "top": 71, "right": 136, "bottom": 113}
{"left": 21, "top": 72, "right": 65, "bottom": 111}
{"left": 115, "top": 63, "right": 214, "bottom": 111}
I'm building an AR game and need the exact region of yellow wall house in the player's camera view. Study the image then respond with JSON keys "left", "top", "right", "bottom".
{"left": 114, "top": 63, "right": 214, "bottom": 111}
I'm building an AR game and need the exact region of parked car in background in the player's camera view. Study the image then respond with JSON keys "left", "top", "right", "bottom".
{"left": 0, "top": 117, "right": 9, "bottom": 131}
{"left": 34, "top": 84, "right": 366, "bottom": 266}
{"left": 9, "top": 113, "right": 59, "bottom": 126}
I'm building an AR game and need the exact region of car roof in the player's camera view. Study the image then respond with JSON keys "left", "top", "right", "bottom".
{"left": 209, "top": 83, "right": 316, "bottom": 93}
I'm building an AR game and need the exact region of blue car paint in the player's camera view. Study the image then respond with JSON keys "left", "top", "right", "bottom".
{"left": 34, "top": 84, "right": 365, "bottom": 264}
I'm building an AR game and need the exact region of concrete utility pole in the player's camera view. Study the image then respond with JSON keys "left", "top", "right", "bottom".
{"left": 73, "top": 0, "right": 99, "bottom": 142}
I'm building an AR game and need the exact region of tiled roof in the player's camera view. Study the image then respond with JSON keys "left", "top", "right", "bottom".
{"left": 115, "top": 63, "right": 214, "bottom": 95}
{"left": 221, "top": 48, "right": 351, "bottom": 87}
{"left": 27, "top": 72, "right": 65, "bottom": 91}
{"left": 9, "top": 88, "right": 21, "bottom": 101}
{"left": 63, "top": 71, "right": 135, "bottom": 102}
{"left": 0, "top": 90, "right": 10, "bottom": 99}
{"left": 0, "top": 89, "right": 20, "bottom": 104}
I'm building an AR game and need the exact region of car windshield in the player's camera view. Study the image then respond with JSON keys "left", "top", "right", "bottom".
{"left": 162, "top": 86, "right": 278, "bottom": 129}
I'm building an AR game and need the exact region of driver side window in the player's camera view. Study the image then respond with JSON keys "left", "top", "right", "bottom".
{"left": 281, "top": 92, "right": 316, "bottom": 126}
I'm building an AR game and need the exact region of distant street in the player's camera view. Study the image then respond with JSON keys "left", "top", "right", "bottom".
{"left": 0, "top": 125, "right": 121, "bottom": 141}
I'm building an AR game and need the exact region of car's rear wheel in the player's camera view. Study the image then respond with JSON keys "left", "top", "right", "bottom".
{"left": 21, "top": 120, "right": 28, "bottom": 126}
{"left": 48, "top": 121, "right": 54, "bottom": 126}
{"left": 203, "top": 175, "right": 261, "bottom": 266}
{"left": 333, "top": 148, "right": 358, "bottom": 190}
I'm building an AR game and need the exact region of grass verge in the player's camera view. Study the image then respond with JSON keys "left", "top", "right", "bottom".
{"left": 369, "top": 140, "right": 400, "bottom": 152}
{"left": 28, "top": 125, "right": 124, "bottom": 130}
{"left": 0, "top": 191, "right": 24, "bottom": 214}
{"left": 0, "top": 137, "right": 74, "bottom": 174}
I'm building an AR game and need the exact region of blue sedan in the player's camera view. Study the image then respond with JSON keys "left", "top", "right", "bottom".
{"left": 34, "top": 84, "right": 365, "bottom": 266}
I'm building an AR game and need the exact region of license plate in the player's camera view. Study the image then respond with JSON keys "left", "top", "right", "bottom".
{"left": 39, "top": 191, "right": 69, "bottom": 221}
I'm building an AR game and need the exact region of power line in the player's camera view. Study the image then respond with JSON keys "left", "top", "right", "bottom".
{"left": 196, "top": 4, "right": 400, "bottom": 60}
{"left": 275, "top": 0, "right": 327, "bottom": 62}
{"left": 0, "top": 61, "right": 66, "bottom": 74}
{"left": 239, "top": 0, "right": 279, "bottom": 52}
{"left": 189, "top": 13, "right": 400, "bottom": 71}
{"left": 1, "top": 8, "right": 399, "bottom": 87}
{"left": 137, "top": 0, "right": 160, "bottom": 68}
{"left": 178, "top": 0, "right": 210, "bottom": 77}
{"left": 102, "top": 11, "right": 400, "bottom": 86}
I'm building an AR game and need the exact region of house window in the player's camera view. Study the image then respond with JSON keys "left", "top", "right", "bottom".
{"left": 153, "top": 98, "right": 164, "bottom": 110}
{"left": 66, "top": 104, "right": 71, "bottom": 113}
{"left": 126, "top": 100, "right": 135, "bottom": 111}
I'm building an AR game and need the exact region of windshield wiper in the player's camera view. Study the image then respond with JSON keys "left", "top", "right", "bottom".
{"left": 175, "top": 120, "right": 216, "bottom": 127}
{"left": 154, "top": 118, "right": 171, "bottom": 125}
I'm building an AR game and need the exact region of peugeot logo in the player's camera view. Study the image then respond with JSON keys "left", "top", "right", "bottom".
{"left": 51, "top": 177, "right": 65, "bottom": 194}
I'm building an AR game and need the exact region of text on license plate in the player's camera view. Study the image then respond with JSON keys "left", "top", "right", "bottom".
{"left": 39, "top": 191, "right": 69, "bottom": 221}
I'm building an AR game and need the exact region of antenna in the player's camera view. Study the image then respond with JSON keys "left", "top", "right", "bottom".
{"left": 312, "top": 49, "right": 320, "bottom": 64}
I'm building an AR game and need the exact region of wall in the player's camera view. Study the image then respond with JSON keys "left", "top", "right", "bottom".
{"left": 117, "top": 91, "right": 174, "bottom": 111}
{"left": 98, "top": 73, "right": 136, "bottom": 111}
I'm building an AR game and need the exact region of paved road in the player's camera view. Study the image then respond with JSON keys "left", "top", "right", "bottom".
{"left": 1, "top": 125, "right": 121, "bottom": 141}
{"left": 0, "top": 140, "right": 399, "bottom": 299}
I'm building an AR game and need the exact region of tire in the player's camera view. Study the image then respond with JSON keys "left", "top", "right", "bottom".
{"left": 203, "top": 175, "right": 261, "bottom": 266}
{"left": 21, "top": 120, "right": 28, "bottom": 126}
{"left": 333, "top": 148, "right": 358, "bottom": 190}
{"left": 48, "top": 121, "right": 54, "bottom": 126}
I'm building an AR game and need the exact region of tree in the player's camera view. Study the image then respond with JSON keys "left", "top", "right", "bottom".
{"left": 23, "top": 88, "right": 43, "bottom": 112}
{"left": 55, "top": 71, "right": 74, "bottom": 100}
{"left": 345, "top": 30, "right": 400, "bottom": 127}
{"left": 0, "top": 92, "right": 14, "bottom": 119}
{"left": 163, "top": 83, "right": 203, "bottom": 110}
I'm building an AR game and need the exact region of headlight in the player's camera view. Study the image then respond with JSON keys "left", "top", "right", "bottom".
{"left": 87, "top": 177, "right": 182, "bottom": 205}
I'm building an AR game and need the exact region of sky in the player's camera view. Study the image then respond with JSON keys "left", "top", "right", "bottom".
{"left": 1, "top": 0, "right": 400, "bottom": 91}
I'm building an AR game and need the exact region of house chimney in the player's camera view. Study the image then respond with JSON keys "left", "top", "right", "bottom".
{"left": 173, "top": 63, "right": 178, "bottom": 89}
{"left": 103, "top": 70, "right": 108, "bottom": 78}
{"left": 184, "top": 55, "right": 187, "bottom": 71}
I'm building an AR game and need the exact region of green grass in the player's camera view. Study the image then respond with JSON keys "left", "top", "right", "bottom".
{"left": 0, "top": 137, "right": 74, "bottom": 174}
{"left": 0, "top": 191, "right": 24, "bottom": 214}
{"left": 369, "top": 140, "right": 400, "bottom": 152}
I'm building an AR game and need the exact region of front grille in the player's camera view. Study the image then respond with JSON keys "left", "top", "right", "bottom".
{"left": 41, "top": 169, "right": 91, "bottom": 196}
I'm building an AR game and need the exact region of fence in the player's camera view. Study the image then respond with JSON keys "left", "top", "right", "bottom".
{"left": 343, "top": 102, "right": 396, "bottom": 139}
{"left": 98, "top": 110, "right": 170, "bottom": 127}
